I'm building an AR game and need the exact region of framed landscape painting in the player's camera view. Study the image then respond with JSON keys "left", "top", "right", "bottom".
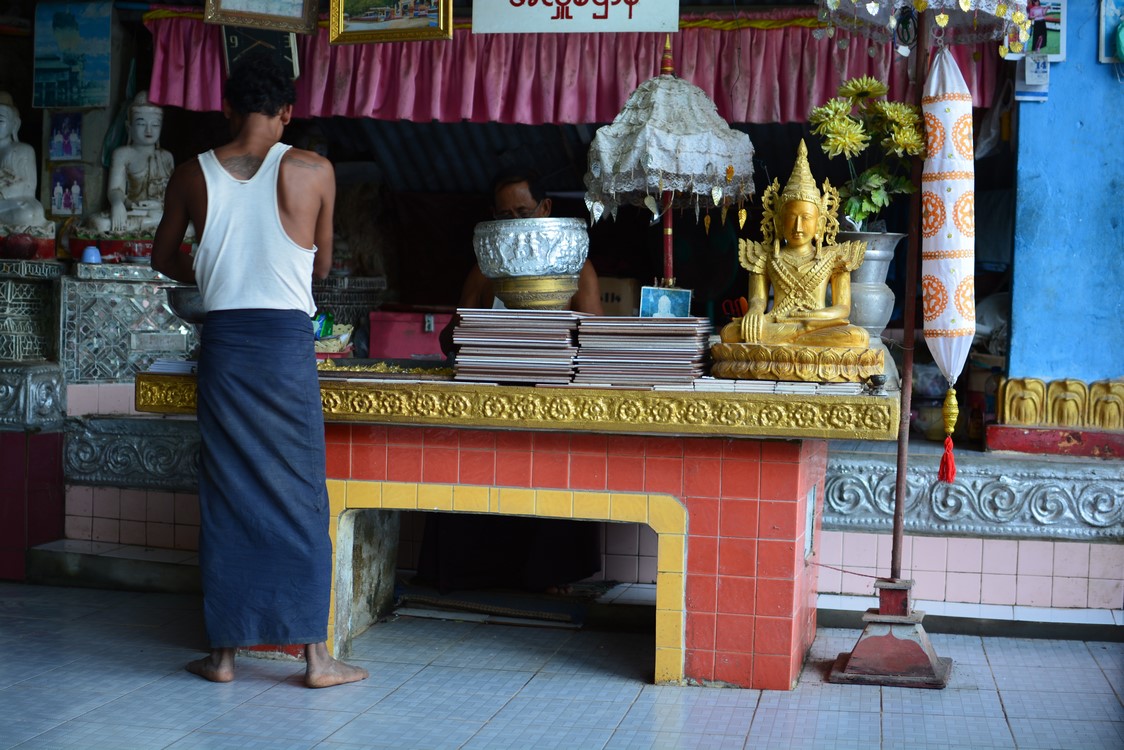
{"left": 330, "top": 0, "right": 453, "bottom": 44}
{"left": 204, "top": 0, "right": 318, "bottom": 34}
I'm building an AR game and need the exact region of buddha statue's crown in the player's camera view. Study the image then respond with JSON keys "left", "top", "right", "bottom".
{"left": 780, "top": 140, "right": 822, "bottom": 207}
{"left": 129, "top": 91, "right": 162, "bottom": 120}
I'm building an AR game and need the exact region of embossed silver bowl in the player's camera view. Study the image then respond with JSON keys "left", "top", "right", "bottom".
{"left": 472, "top": 218, "right": 589, "bottom": 279}
{"left": 165, "top": 285, "right": 206, "bottom": 324}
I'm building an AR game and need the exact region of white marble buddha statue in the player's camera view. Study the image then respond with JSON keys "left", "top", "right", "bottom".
{"left": 0, "top": 92, "right": 50, "bottom": 231}
{"left": 86, "top": 91, "right": 175, "bottom": 236}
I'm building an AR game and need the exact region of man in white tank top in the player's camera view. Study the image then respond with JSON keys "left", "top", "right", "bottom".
{"left": 152, "top": 52, "right": 368, "bottom": 689}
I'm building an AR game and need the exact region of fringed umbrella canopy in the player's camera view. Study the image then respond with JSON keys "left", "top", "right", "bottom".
{"left": 583, "top": 39, "right": 755, "bottom": 284}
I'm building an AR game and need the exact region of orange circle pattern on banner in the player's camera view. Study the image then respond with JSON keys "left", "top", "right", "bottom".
{"left": 954, "top": 190, "right": 975, "bottom": 237}
{"left": 953, "top": 114, "right": 974, "bottom": 160}
{"left": 922, "top": 275, "right": 948, "bottom": 321}
{"left": 921, "top": 191, "right": 945, "bottom": 238}
{"left": 925, "top": 113, "right": 945, "bottom": 154}
{"left": 955, "top": 275, "right": 976, "bottom": 320}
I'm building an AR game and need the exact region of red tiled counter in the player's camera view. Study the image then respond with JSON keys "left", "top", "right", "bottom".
{"left": 326, "top": 425, "right": 826, "bottom": 689}
{"left": 135, "top": 375, "right": 896, "bottom": 689}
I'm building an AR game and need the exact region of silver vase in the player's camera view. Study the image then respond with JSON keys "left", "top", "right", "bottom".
{"left": 839, "top": 231, "right": 907, "bottom": 392}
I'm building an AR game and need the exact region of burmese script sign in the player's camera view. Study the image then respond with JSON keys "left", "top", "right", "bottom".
{"left": 472, "top": 0, "right": 677, "bottom": 33}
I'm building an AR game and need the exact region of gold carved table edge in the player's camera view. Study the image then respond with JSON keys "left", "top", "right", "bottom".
{"left": 134, "top": 373, "right": 899, "bottom": 441}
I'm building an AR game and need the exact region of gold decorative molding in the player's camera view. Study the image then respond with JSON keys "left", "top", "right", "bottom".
{"left": 998, "top": 377, "right": 1124, "bottom": 432}
{"left": 1090, "top": 381, "right": 1124, "bottom": 432}
{"left": 135, "top": 374, "right": 899, "bottom": 440}
{"left": 710, "top": 343, "right": 883, "bottom": 383}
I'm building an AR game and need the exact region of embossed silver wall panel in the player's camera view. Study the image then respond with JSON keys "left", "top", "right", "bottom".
{"left": 824, "top": 449, "right": 1124, "bottom": 542}
{"left": 0, "top": 259, "right": 63, "bottom": 361}
{"left": 59, "top": 274, "right": 197, "bottom": 383}
{"left": 65, "top": 417, "right": 199, "bottom": 491}
{"left": 0, "top": 362, "right": 66, "bottom": 431}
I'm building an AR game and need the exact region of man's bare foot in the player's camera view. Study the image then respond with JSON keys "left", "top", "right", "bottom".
{"left": 545, "top": 584, "right": 573, "bottom": 595}
{"left": 186, "top": 648, "right": 235, "bottom": 683}
{"left": 304, "top": 641, "right": 369, "bottom": 689}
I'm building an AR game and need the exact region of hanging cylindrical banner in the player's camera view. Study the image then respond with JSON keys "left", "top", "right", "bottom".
{"left": 921, "top": 47, "right": 975, "bottom": 482}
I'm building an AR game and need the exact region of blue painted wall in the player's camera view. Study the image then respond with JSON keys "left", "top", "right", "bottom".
{"left": 1009, "top": 0, "right": 1124, "bottom": 382}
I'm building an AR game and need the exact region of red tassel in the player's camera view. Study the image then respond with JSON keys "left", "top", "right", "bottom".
{"left": 938, "top": 435, "right": 956, "bottom": 483}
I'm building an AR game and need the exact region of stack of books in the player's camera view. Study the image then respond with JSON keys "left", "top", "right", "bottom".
{"left": 572, "top": 317, "right": 713, "bottom": 387}
{"left": 452, "top": 309, "right": 586, "bottom": 384}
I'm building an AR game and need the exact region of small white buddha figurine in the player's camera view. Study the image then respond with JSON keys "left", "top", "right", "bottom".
{"left": 0, "top": 92, "right": 50, "bottom": 230}
{"left": 87, "top": 91, "right": 175, "bottom": 235}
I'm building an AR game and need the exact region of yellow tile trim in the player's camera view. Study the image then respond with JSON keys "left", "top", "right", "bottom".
{"left": 498, "top": 488, "right": 535, "bottom": 516}
{"left": 345, "top": 481, "right": 381, "bottom": 509}
{"left": 573, "top": 491, "right": 610, "bottom": 520}
{"left": 328, "top": 480, "right": 688, "bottom": 683}
{"left": 610, "top": 493, "right": 649, "bottom": 523}
{"left": 536, "top": 489, "right": 574, "bottom": 518}
{"left": 381, "top": 482, "right": 418, "bottom": 509}
{"left": 418, "top": 484, "right": 453, "bottom": 511}
{"left": 326, "top": 480, "right": 347, "bottom": 516}
{"left": 657, "top": 534, "right": 686, "bottom": 574}
{"left": 452, "top": 485, "right": 489, "bottom": 512}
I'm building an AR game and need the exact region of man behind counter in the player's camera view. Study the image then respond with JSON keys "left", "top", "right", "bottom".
{"left": 458, "top": 169, "right": 604, "bottom": 315}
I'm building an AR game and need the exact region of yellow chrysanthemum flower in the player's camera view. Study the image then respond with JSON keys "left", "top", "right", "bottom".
{"left": 838, "top": 76, "right": 888, "bottom": 102}
{"left": 882, "top": 125, "right": 925, "bottom": 158}
{"left": 821, "top": 118, "right": 869, "bottom": 160}
{"left": 809, "top": 98, "right": 851, "bottom": 128}
{"left": 874, "top": 101, "right": 920, "bottom": 128}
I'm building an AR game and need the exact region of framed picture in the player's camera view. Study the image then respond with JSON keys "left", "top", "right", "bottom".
{"left": 1006, "top": 0, "right": 1066, "bottom": 61}
{"left": 48, "top": 112, "right": 82, "bottom": 161}
{"left": 329, "top": 0, "right": 453, "bottom": 45}
{"left": 1100, "top": 0, "right": 1122, "bottom": 63}
{"left": 48, "top": 165, "right": 84, "bottom": 217}
{"left": 639, "top": 286, "right": 692, "bottom": 319}
{"left": 33, "top": 2, "right": 112, "bottom": 108}
{"left": 204, "top": 0, "right": 317, "bottom": 34}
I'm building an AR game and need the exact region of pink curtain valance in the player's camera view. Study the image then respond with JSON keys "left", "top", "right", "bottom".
{"left": 145, "top": 8, "right": 997, "bottom": 125}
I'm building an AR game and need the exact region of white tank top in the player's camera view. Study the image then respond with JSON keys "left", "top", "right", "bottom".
{"left": 193, "top": 142, "right": 317, "bottom": 315}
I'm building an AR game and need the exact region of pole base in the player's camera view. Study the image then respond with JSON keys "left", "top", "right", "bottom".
{"left": 827, "top": 578, "right": 952, "bottom": 689}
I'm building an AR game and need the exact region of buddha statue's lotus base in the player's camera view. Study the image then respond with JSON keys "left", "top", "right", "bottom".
{"left": 710, "top": 342, "right": 884, "bottom": 383}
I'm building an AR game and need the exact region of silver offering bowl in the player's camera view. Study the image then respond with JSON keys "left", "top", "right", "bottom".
{"left": 472, "top": 217, "right": 589, "bottom": 310}
{"left": 164, "top": 285, "right": 206, "bottom": 325}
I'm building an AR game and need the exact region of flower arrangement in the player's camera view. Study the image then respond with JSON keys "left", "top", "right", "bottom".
{"left": 809, "top": 76, "right": 925, "bottom": 231}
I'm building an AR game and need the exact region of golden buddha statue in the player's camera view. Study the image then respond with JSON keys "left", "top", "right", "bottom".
{"left": 711, "top": 140, "right": 883, "bottom": 382}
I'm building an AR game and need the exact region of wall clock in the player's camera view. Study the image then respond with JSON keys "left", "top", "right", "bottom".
{"left": 222, "top": 26, "right": 300, "bottom": 79}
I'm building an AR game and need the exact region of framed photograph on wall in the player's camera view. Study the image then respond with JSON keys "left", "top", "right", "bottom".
{"left": 48, "top": 164, "right": 84, "bottom": 217}
{"left": 48, "top": 112, "right": 82, "bottom": 161}
{"left": 1006, "top": 0, "right": 1066, "bottom": 61}
{"left": 329, "top": 0, "right": 453, "bottom": 44}
{"left": 639, "top": 286, "right": 692, "bottom": 319}
{"left": 33, "top": 2, "right": 112, "bottom": 108}
{"left": 204, "top": 0, "right": 317, "bottom": 34}
{"left": 1100, "top": 0, "right": 1122, "bottom": 63}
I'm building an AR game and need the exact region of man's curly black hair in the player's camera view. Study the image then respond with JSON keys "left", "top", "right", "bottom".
{"left": 224, "top": 50, "right": 297, "bottom": 117}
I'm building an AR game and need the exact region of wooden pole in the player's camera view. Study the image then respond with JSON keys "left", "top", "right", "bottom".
{"left": 662, "top": 190, "right": 674, "bottom": 285}
{"left": 891, "top": 14, "right": 930, "bottom": 581}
